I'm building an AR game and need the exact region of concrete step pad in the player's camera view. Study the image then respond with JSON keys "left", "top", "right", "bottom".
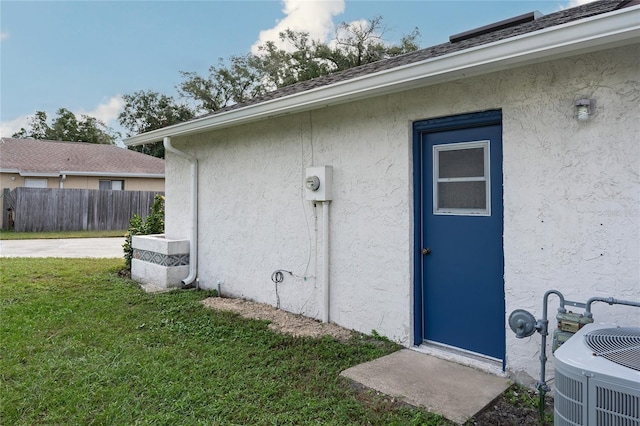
{"left": 341, "top": 349, "right": 510, "bottom": 424}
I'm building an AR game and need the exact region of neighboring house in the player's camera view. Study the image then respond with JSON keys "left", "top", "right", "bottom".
{"left": 0, "top": 137, "right": 165, "bottom": 228}
{"left": 1, "top": 137, "right": 164, "bottom": 191}
{"left": 125, "top": 1, "right": 639, "bottom": 386}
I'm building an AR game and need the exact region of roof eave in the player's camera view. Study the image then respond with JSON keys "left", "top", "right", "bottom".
{"left": 0, "top": 168, "right": 20, "bottom": 174}
{"left": 19, "top": 172, "right": 61, "bottom": 178}
{"left": 0, "top": 169, "right": 163, "bottom": 178}
{"left": 60, "top": 171, "right": 165, "bottom": 179}
{"left": 124, "top": 5, "right": 640, "bottom": 146}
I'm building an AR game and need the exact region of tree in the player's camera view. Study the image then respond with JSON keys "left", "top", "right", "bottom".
{"left": 178, "top": 54, "right": 267, "bottom": 113}
{"left": 118, "top": 17, "right": 421, "bottom": 147}
{"left": 12, "top": 111, "right": 50, "bottom": 139}
{"left": 12, "top": 108, "right": 119, "bottom": 144}
{"left": 322, "top": 17, "right": 420, "bottom": 68}
{"left": 118, "top": 90, "right": 195, "bottom": 158}
{"left": 255, "top": 29, "right": 333, "bottom": 90}
{"left": 178, "top": 17, "right": 420, "bottom": 114}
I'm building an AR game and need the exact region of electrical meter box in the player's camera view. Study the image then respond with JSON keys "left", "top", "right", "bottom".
{"left": 305, "top": 166, "right": 333, "bottom": 201}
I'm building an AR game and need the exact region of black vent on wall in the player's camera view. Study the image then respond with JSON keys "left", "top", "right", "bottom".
{"left": 450, "top": 11, "right": 543, "bottom": 43}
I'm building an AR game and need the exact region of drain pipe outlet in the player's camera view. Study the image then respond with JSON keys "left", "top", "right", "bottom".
{"left": 163, "top": 136, "right": 198, "bottom": 287}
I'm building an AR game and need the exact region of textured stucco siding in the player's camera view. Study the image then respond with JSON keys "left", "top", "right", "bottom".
{"left": 499, "top": 45, "right": 640, "bottom": 384}
{"left": 164, "top": 44, "right": 639, "bottom": 383}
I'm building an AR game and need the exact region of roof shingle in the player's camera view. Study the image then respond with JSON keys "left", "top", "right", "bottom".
{"left": 0, "top": 138, "right": 164, "bottom": 176}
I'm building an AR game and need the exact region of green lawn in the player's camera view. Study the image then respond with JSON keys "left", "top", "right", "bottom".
{"left": 0, "top": 230, "right": 126, "bottom": 240}
{"left": 0, "top": 258, "right": 445, "bottom": 425}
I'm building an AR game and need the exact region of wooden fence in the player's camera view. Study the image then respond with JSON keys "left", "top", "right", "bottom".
{"left": 2, "top": 187, "right": 163, "bottom": 232}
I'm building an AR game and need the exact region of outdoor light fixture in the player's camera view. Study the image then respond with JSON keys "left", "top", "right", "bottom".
{"left": 575, "top": 98, "right": 595, "bottom": 121}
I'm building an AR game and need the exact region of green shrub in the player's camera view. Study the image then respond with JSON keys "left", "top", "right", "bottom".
{"left": 123, "top": 194, "right": 165, "bottom": 268}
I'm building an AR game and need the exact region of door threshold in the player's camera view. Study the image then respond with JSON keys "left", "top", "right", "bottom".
{"left": 412, "top": 342, "right": 506, "bottom": 377}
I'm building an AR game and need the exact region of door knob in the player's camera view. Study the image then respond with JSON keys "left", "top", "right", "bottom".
{"left": 422, "top": 248, "right": 431, "bottom": 255}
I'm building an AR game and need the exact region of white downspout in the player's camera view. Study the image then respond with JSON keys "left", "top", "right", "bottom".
{"left": 59, "top": 174, "right": 66, "bottom": 188}
{"left": 163, "top": 136, "right": 198, "bottom": 287}
{"left": 322, "top": 201, "right": 330, "bottom": 323}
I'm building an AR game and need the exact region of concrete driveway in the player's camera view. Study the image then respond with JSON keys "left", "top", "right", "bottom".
{"left": 0, "top": 238, "right": 125, "bottom": 258}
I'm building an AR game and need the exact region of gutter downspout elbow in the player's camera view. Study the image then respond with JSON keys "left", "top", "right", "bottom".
{"left": 60, "top": 174, "right": 67, "bottom": 189}
{"left": 163, "top": 136, "right": 198, "bottom": 288}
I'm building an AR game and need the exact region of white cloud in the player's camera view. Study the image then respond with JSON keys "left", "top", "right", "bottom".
{"left": 0, "top": 115, "right": 31, "bottom": 138}
{"left": 0, "top": 95, "right": 125, "bottom": 138}
{"left": 251, "top": 0, "right": 345, "bottom": 53}
{"left": 0, "top": 31, "right": 8, "bottom": 42}
{"left": 562, "top": 0, "right": 598, "bottom": 9}
{"left": 76, "top": 95, "right": 125, "bottom": 125}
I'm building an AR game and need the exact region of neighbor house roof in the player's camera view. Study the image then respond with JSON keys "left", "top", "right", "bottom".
{"left": 0, "top": 138, "right": 164, "bottom": 178}
{"left": 125, "top": 0, "right": 640, "bottom": 146}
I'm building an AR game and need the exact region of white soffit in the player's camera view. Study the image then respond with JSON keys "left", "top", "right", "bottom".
{"left": 125, "top": 6, "right": 640, "bottom": 146}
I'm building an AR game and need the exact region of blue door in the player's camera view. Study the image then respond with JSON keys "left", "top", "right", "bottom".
{"left": 413, "top": 111, "right": 505, "bottom": 361}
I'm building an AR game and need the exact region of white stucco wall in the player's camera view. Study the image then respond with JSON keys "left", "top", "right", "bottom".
{"left": 165, "top": 43, "right": 639, "bottom": 384}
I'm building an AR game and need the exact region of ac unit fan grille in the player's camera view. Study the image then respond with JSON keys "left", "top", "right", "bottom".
{"left": 585, "top": 328, "right": 640, "bottom": 371}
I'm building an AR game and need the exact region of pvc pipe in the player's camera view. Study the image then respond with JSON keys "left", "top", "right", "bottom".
{"left": 163, "top": 137, "right": 198, "bottom": 287}
{"left": 322, "top": 201, "right": 330, "bottom": 323}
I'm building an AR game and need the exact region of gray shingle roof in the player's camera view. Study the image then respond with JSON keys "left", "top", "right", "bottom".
{"left": 0, "top": 138, "right": 164, "bottom": 176}
{"left": 205, "top": 0, "right": 630, "bottom": 118}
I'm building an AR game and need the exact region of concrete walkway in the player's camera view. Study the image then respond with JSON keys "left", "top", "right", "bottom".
{"left": 0, "top": 237, "right": 125, "bottom": 258}
{"left": 341, "top": 349, "right": 510, "bottom": 424}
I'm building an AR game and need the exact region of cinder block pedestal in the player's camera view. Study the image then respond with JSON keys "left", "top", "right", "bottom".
{"left": 131, "top": 234, "right": 189, "bottom": 289}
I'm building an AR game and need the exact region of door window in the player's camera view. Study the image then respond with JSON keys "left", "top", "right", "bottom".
{"left": 433, "top": 141, "right": 490, "bottom": 215}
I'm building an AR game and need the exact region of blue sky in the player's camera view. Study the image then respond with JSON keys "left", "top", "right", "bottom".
{"left": 1, "top": 0, "right": 591, "bottom": 139}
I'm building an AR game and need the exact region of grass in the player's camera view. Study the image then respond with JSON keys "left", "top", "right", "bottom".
{"left": 504, "top": 385, "right": 554, "bottom": 424}
{"left": 0, "top": 230, "right": 126, "bottom": 240}
{"left": 0, "top": 258, "right": 445, "bottom": 425}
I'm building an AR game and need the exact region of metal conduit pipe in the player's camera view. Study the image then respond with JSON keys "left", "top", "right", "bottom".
{"left": 163, "top": 136, "right": 198, "bottom": 288}
{"left": 537, "top": 290, "right": 567, "bottom": 397}
{"left": 322, "top": 201, "right": 330, "bottom": 323}
{"left": 584, "top": 296, "right": 640, "bottom": 318}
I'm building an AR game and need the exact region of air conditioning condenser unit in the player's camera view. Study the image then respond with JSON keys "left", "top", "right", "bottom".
{"left": 554, "top": 323, "right": 640, "bottom": 426}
